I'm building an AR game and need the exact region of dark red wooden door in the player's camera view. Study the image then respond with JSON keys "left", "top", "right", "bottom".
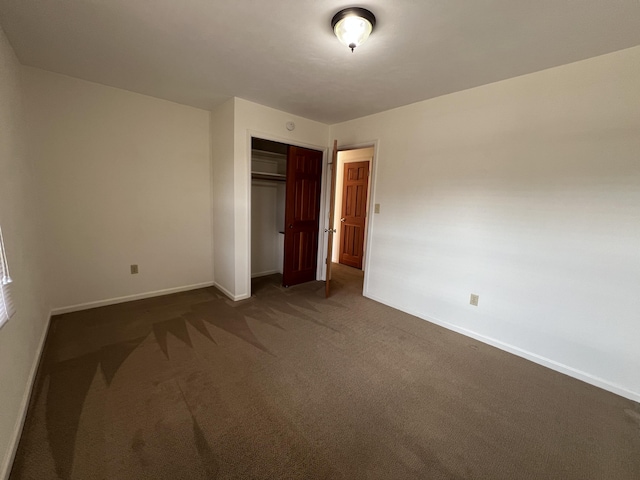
{"left": 283, "top": 146, "right": 324, "bottom": 287}
{"left": 339, "top": 161, "right": 369, "bottom": 269}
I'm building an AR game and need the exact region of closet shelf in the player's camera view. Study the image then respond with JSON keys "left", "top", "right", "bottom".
{"left": 251, "top": 172, "right": 286, "bottom": 182}
{"left": 252, "top": 149, "right": 287, "bottom": 159}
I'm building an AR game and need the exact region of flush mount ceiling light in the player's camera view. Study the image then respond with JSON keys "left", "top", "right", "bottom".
{"left": 331, "top": 7, "right": 376, "bottom": 53}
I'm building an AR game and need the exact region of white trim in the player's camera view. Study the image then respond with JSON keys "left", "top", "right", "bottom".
{"left": 364, "top": 292, "right": 640, "bottom": 403}
{"left": 51, "top": 282, "right": 215, "bottom": 315}
{"left": 251, "top": 270, "right": 280, "bottom": 278}
{"left": 208, "top": 110, "right": 216, "bottom": 304}
{"left": 1, "top": 310, "right": 51, "bottom": 480}
{"left": 318, "top": 160, "right": 333, "bottom": 281}
{"left": 213, "top": 281, "right": 250, "bottom": 301}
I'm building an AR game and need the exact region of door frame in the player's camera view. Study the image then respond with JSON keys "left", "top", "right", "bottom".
{"left": 246, "top": 130, "right": 329, "bottom": 297}
{"left": 325, "top": 140, "right": 379, "bottom": 296}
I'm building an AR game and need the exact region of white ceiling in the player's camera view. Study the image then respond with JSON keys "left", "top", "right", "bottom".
{"left": 1, "top": 0, "right": 639, "bottom": 124}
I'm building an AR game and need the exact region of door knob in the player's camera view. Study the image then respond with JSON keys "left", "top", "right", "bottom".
{"left": 340, "top": 218, "right": 345, "bottom": 222}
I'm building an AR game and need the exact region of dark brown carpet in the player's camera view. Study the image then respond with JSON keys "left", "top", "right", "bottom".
{"left": 10, "top": 264, "right": 640, "bottom": 479}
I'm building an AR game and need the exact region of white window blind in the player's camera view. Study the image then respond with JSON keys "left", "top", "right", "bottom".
{"left": 0, "top": 226, "right": 15, "bottom": 327}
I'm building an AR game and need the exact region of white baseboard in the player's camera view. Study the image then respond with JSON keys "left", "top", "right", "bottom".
{"left": 212, "top": 281, "right": 250, "bottom": 302}
{"left": 51, "top": 282, "right": 215, "bottom": 315}
{"left": 364, "top": 292, "right": 640, "bottom": 404}
{"left": 1, "top": 310, "right": 51, "bottom": 480}
{"left": 251, "top": 269, "right": 279, "bottom": 278}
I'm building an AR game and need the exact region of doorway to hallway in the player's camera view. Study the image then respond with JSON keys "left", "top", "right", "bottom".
{"left": 331, "top": 147, "right": 374, "bottom": 271}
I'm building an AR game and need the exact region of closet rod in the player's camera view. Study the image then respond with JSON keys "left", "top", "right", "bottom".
{"left": 251, "top": 172, "right": 286, "bottom": 182}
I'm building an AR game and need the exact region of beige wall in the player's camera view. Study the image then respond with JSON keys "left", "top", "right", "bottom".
{"left": 235, "top": 98, "right": 331, "bottom": 298}
{"left": 210, "top": 98, "right": 236, "bottom": 297}
{"left": 331, "top": 46, "right": 640, "bottom": 401}
{"left": 0, "top": 28, "right": 51, "bottom": 478}
{"left": 22, "top": 67, "right": 213, "bottom": 311}
{"left": 212, "top": 98, "right": 329, "bottom": 300}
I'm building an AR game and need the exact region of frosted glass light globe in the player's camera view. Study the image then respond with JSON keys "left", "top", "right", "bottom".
{"left": 334, "top": 15, "right": 373, "bottom": 51}
{"left": 331, "top": 8, "right": 376, "bottom": 52}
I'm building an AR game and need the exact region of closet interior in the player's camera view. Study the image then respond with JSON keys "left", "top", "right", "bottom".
{"left": 251, "top": 138, "right": 287, "bottom": 278}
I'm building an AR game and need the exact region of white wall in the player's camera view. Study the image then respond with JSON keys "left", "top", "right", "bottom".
{"left": 330, "top": 46, "right": 640, "bottom": 401}
{"left": 22, "top": 67, "right": 213, "bottom": 311}
{"left": 251, "top": 151, "right": 286, "bottom": 277}
{"left": 0, "top": 28, "right": 51, "bottom": 478}
{"left": 233, "top": 98, "right": 330, "bottom": 299}
{"left": 210, "top": 98, "right": 236, "bottom": 298}
{"left": 332, "top": 147, "right": 374, "bottom": 264}
{"left": 251, "top": 181, "right": 281, "bottom": 277}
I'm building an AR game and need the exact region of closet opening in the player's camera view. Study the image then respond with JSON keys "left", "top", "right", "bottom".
{"left": 250, "top": 138, "right": 324, "bottom": 291}
{"left": 250, "top": 138, "right": 287, "bottom": 282}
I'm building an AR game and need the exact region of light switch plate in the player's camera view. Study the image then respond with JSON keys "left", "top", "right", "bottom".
{"left": 374, "top": 203, "right": 380, "bottom": 214}
{"left": 130, "top": 264, "right": 139, "bottom": 274}
{"left": 470, "top": 294, "right": 479, "bottom": 306}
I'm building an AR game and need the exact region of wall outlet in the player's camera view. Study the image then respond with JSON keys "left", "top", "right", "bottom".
{"left": 374, "top": 203, "right": 381, "bottom": 214}
{"left": 130, "top": 264, "right": 139, "bottom": 274}
{"left": 470, "top": 294, "right": 479, "bottom": 306}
